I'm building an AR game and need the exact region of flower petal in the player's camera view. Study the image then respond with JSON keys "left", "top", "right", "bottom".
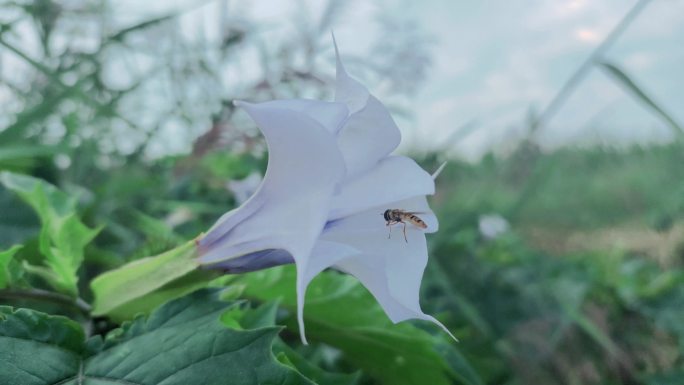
{"left": 333, "top": 38, "right": 402, "bottom": 178}
{"left": 198, "top": 101, "right": 346, "bottom": 268}
{"left": 326, "top": 195, "right": 438, "bottom": 234}
{"left": 333, "top": 34, "right": 369, "bottom": 114}
{"left": 337, "top": 96, "right": 402, "bottom": 178}
{"left": 317, "top": 207, "right": 455, "bottom": 340}
{"left": 296, "top": 240, "right": 359, "bottom": 344}
{"left": 329, "top": 156, "right": 434, "bottom": 220}
{"left": 251, "top": 99, "right": 349, "bottom": 134}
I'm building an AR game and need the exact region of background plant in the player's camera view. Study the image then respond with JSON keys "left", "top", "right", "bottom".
{"left": 1, "top": 1, "right": 682, "bottom": 384}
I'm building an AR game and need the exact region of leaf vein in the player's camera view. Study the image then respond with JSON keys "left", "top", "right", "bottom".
{"left": 155, "top": 331, "right": 267, "bottom": 385}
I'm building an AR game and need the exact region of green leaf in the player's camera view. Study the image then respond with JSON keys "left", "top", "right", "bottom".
{"left": 0, "top": 245, "right": 22, "bottom": 288}
{"left": 0, "top": 172, "right": 99, "bottom": 295}
{"left": 437, "top": 344, "right": 485, "bottom": 385}
{"left": 226, "top": 301, "right": 360, "bottom": 385}
{"left": 236, "top": 266, "right": 478, "bottom": 385}
{"left": 0, "top": 171, "right": 75, "bottom": 219}
{"left": 0, "top": 290, "right": 314, "bottom": 385}
{"left": 599, "top": 61, "right": 684, "bottom": 137}
{"left": 275, "top": 341, "right": 361, "bottom": 385}
{"left": 38, "top": 213, "right": 100, "bottom": 293}
{"left": 91, "top": 240, "right": 214, "bottom": 320}
{"left": 0, "top": 306, "right": 85, "bottom": 385}
{"left": 274, "top": 341, "right": 361, "bottom": 385}
{"left": 233, "top": 300, "right": 282, "bottom": 330}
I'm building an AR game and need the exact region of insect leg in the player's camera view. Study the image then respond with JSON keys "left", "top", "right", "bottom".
{"left": 402, "top": 222, "right": 408, "bottom": 243}
{"left": 387, "top": 222, "right": 392, "bottom": 239}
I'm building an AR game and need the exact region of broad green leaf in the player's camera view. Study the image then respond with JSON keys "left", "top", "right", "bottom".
{"left": 0, "top": 245, "right": 22, "bottom": 288}
{"left": 0, "top": 172, "right": 99, "bottom": 295}
{"left": 0, "top": 171, "right": 74, "bottom": 219}
{"left": 599, "top": 61, "right": 683, "bottom": 137}
{"left": 0, "top": 290, "right": 314, "bottom": 385}
{"left": 0, "top": 189, "right": 39, "bottom": 247}
{"left": 437, "top": 344, "right": 485, "bottom": 385}
{"left": 38, "top": 213, "right": 99, "bottom": 294}
{"left": 227, "top": 301, "right": 360, "bottom": 385}
{"left": 233, "top": 300, "right": 282, "bottom": 330}
{"left": 274, "top": 341, "right": 361, "bottom": 385}
{"left": 0, "top": 306, "right": 85, "bottom": 385}
{"left": 91, "top": 240, "right": 213, "bottom": 319}
{"left": 236, "top": 266, "right": 478, "bottom": 385}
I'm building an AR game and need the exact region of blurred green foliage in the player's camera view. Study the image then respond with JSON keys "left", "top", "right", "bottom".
{"left": 0, "top": 1, "right": 683, "bottom": 384}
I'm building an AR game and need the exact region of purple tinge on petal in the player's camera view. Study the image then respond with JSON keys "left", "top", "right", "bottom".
{"left": 205, "top": 249, "right": 294, "bottom": 274}
{"left": 196, "top": 100, "right": 347, "bottom": 345}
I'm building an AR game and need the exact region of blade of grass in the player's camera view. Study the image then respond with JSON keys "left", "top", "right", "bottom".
{"left": 104, "top": 14, "right": 176, "bottom": 44}
{"left": 530, "top": 0, "right": 652, "bottom": 134}
{"left": 599, "top": 61, "right": 683, "bottom": 138}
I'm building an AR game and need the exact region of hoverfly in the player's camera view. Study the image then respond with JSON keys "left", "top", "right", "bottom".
{"left": 383, "top": 209, "right": 428, "bottom": 243}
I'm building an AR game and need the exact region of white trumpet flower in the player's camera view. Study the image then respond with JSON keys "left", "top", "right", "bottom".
{"left": 197, "top": 37, "right": 454, "bottom": 344}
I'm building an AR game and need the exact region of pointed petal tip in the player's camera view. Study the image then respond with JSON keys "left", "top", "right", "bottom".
{"left": 432, "top": 161, "right": 448, "bottom": 180}
{"left": 331, "top": 31, "right": 339, "bottom": 55}
{"left": 424, "top": 314, "right": 459, "bottom": 342}
{"left": 444, "top": 328, "right": 460, "bottom": 343}
{"left": 296, "top": 266, "right": 310, "bottom": 345}
{"left": 299, "top": 332, "right": 309, "bottom": 345}
{"left": 332, "top": 31, "right": 345, "bottom": 72}
{"left": 330, "top": 30, "right": 349, "bottom": 78}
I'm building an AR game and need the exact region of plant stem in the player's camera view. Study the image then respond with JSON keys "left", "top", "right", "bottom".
{"left": 0, "top": 288, "right": 91, "bottom": 315}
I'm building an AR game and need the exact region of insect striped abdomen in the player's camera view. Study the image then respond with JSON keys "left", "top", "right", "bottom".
{"left": 406, "top": 214, "right": 427, "bottom": 228}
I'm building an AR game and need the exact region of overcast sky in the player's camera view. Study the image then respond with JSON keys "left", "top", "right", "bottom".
{"left": 404, "top": 0, "right": 684, "bottom": 159}
{"left": 5, "top": 0, "right": 684, "bottom": 161}
{"left": 170, "top": 0, "right": 684, "bottom": 159}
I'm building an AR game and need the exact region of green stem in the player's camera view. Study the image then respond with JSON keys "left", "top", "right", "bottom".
{"left": 0, "top": 288, "right": 91, "bottom": 315}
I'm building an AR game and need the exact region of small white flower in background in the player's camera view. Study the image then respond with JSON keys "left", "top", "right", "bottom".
{"left": 197, "top": 36, "right": 455, "bottom": 344}
{"left": 164, "top": 207, "right": 195, "bottom": 229}
{"left": 478, "top": 214, "right": 510, "bottom": 240}
{"left": 226, "top": 172, "right": 263, "bottom": 205}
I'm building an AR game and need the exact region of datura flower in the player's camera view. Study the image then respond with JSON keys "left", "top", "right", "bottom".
{"left": 197, "top": 38, "right": 454, "bottom": 344}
